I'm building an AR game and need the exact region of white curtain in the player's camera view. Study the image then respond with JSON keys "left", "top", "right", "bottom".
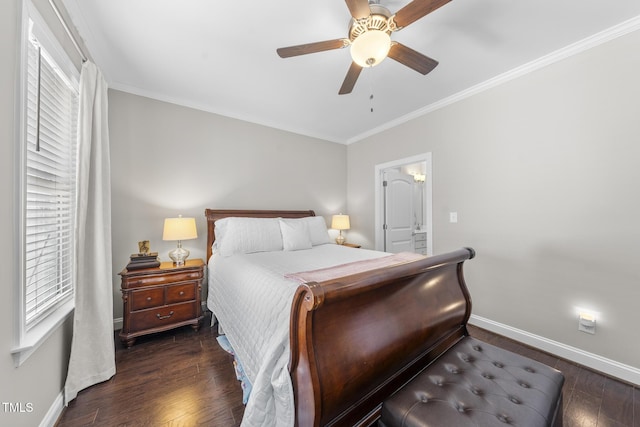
{"left": 64, "top": 61, "right": 115, "bottom": 403}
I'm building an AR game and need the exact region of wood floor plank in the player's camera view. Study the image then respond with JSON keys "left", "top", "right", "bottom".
{"left": 555, "top": 358, "right": 583, "bottom": 392}
{"left": 600, "top": 377, "right": 634, "bottom": 425}
{"left": 577, "top": 368, "right": 607, "bottom": 399}
{"left": 564, "top": 390, "right": 602, "bottom": 427}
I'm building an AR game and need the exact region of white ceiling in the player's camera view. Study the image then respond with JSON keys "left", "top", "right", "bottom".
{"left": 62, "top": 0, "right": 640, "bottom": 144}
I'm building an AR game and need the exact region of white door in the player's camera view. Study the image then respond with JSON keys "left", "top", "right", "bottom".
{"left": 384, "top": 171, "right": 414, "bottom": 253}
{"left": 374, "top": 153, "right": 432, "bottom": 256}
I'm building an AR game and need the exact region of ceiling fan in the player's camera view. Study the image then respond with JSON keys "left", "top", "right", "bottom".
{"left": 276, "top": 0, "right": 451, "bottom": 95}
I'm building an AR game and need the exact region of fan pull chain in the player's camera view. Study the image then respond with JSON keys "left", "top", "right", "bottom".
{"left": 368, "top": 68, "right": 375, "bottom": 113}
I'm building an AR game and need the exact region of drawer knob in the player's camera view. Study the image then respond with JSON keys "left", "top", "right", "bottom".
{"left": 179, "top": 291, "right": 185, "bottom": 296}
{"left": 146, "top": 296, "right": 152, "bottom": 301}
{"left": 156, "top": 311, "right": 174, "bottom": 320}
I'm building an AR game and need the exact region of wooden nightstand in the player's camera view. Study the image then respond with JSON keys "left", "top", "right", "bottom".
{"left": 119, "top": 259, "right": 205, "bottom": 347}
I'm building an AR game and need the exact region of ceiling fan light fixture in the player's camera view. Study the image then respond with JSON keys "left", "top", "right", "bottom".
{"left": 276, "top": 0, "right": 446, "bottom": 95}
{"left": 350, "top": 29, "right": 391, "bottom": 67}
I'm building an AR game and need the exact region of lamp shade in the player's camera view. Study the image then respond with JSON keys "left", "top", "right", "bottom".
{"left": 162, "top": 217, "right": 197, "bottom": 241}
{"left": 331, "top": 214, "right": 350, "bottom": 230}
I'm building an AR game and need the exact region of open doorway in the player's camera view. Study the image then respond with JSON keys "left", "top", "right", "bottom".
{"left": 374, "top": 153, "right": 432, "bottom": 255}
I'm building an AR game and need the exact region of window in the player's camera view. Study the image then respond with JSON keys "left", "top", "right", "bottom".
{"left": 13, "top": 1, "right": 79, "bottom": 365}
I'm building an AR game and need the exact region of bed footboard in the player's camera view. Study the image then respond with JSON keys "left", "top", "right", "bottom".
{"left": 289, "top": 247, "right": 476, "bottom": 427}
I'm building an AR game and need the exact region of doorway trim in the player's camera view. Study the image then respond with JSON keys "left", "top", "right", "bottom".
{"left": 374, "top": 153, "right": 433, "bottom": 254}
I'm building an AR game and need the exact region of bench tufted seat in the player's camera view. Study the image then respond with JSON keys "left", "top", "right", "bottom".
{"left": 379, "top": 336, "right": 564, "bottom": 427}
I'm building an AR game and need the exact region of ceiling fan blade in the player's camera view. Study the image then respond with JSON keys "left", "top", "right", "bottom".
{"left": 393, "top": 0, "right": 451, "bottom": 28}
{"left": 277, "top": 39, "right": 347, "bottom": 58}
{"left": 345, "top": 0, "right": 371, "bottom": 19}
{"left": 388, "top": 43, "right": 438, "bottom": 75}
{"left": 339, "top": 62, "right": 363, "bottom": 95}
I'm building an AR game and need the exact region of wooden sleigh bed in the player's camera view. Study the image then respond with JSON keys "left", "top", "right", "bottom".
{"left": 205, "top": 209, "right": 476, "bottom": 427}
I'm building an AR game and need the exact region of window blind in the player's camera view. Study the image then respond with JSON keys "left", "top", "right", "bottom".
{"left": 24, "top": 27, "right": 78, "bottom": 328}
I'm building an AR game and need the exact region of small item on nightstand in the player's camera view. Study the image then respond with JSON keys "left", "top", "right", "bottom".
{"left": 138, "top": 240, "right": 150, "bottom": 254}
{"left": 126, "top": 252, "right": 160, "bottom": 270}
{"left": 342, "top": 243, "right": 361, "bottom": 248}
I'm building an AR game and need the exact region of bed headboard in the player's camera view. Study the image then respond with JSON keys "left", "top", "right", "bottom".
{"left": 204, "top": 209, "right": 316, "bottom": 261}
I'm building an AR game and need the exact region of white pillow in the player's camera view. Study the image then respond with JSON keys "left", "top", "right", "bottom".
{"left": 303, "top": 216, "right": 332, "bottom": 246}
{"left": 213, "top": 216, "right": 228, "bottom": 243}
{"left": 279, "top": 218, "right": 312, "bottom": 251}
{"left": 216, "top": 217, "right": 283, "bottom": 256}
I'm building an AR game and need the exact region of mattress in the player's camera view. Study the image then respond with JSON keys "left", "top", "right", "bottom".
{"left": 207, "top": 244, "right": 388, "bottom": 427}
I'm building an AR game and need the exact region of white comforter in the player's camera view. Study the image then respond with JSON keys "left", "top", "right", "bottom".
{"left": 207, "top": 244, "right": 388, "bottom": 427}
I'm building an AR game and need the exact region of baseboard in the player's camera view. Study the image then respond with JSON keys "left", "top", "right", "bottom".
{"left": 39, "top": 391, "right": 64, "bottom": 427}
{"left": 113, "top": 317, "right": 122, "bottom": 331}
{"left": 469, "top": 314, "right": 640, "bottom": 386}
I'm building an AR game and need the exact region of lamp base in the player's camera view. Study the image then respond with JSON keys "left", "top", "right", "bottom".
{"left": 168, "top": 243, "right": 190, "bottom": 266}
{"left": 335, "top": 234, "right": 346, "bottom": 245}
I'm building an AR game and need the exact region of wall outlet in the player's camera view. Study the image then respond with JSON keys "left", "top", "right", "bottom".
{"left": 578, "top": 312, "right": 596, "bottom": 334}
{"left": 449, "top": 212, "right": 458, "bottom": 223}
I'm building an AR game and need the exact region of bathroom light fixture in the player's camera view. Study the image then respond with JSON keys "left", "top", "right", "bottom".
{"left": 331, "top": 214, "right": 351, "bottom": 245}
{"left": 162, "top": 215, "right": 197, "bottom": 266}
{"left": 412, "top": 173, "right": 426, "bottom": 182}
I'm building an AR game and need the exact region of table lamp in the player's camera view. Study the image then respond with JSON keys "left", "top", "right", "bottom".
{"left": 331, "top": 214, "right": 350, "bottom": 245}
{"left": 162, "top": 215, "right": 197, "bottom": 266}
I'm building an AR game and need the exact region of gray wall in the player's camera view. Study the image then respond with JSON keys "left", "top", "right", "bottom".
{"left": 109, "top": 89, "right": 347, "bottom": 320}
{"left": 347, "top": 29, "right": 640, "bottom": 370}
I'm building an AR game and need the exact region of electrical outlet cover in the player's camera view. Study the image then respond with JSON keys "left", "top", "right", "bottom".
{"left": 578, "top": 316, "right": 596, "bottom": 334}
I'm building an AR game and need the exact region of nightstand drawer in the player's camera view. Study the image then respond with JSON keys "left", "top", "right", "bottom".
{"left": 123, "top": 270, "right": 203, "bottom": 288}
{"left": 129, "top": 302, "right": 197, "bottom": 332}
{"left": 130, "top": 287, "right": 165, "bottom": 311}
{"left": 166, "top": 283, "right": 196, "bottom": 304}
{"left": 414, "top": 240, "right": 427, "bottom": 249}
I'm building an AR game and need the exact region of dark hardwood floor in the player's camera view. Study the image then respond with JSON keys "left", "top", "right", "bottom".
{"left": 56, "top": 313, "right": 639, "bottom": 426}
{"left": 56, "top": 313, "right": 245, "bottom": 426}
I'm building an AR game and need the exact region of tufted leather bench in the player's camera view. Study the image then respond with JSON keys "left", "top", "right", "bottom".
{"left": 379, "top": 336, "right": 564, "bottom": 427}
